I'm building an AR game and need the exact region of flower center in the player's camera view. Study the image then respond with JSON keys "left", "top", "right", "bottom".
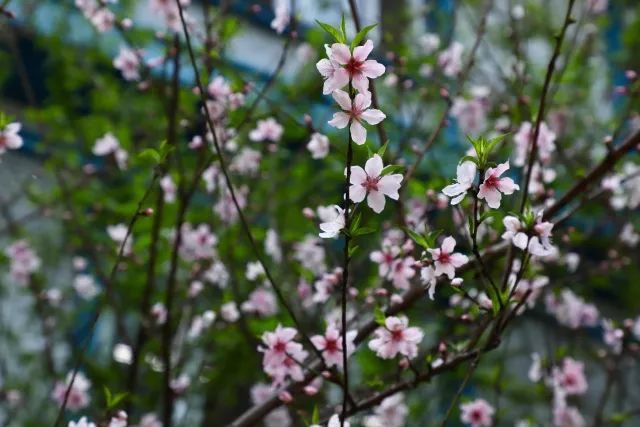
{"left": 362, "top": 175, "right": 380, "bottom": 192}
{"left": 345, "top": 58, "right": 363, "bottom": 76}
{"left": 437, "top": 251, "right": 451, "bottom": 264}
{"left": 325, "top": 338, "right": 338, "bottom": 352}
{"left": 391, "top": 329, "right": 404, "bottom": 342}
{"left": 484, "top": 174, "right": 499, "bottom": 188}
{"left": 273, "top": 340, "right": 286, "bottom": 353}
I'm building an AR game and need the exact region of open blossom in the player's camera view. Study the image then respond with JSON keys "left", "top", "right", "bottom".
{"left": 528, "top": 217, "right": 555, "bottom": 256}
{"left": 312, "top": 268, "right": 342, "bottom": 303}
{"left": 513, "top": 121, "right": 557, "bottom": 166}
{"left": 328, "top": 90, "right": 386, "bottom": 145}
{"left": 368, "top": 316, "right": 423, "bottom": 360}
{"left": 310, "top": 325, "right": 356, "bottom": 368}
{"left": 178, "top": 223, "right": 218, "bottom": 261}
{"left": 68, "top": 417, "right": 96, "bottom": 427}
{"left": 294, "top": 235, "right": 326, "bottom": 275}
{"left": 160, "top": 175, "right": 176, "bottom": 203}
{"left": 318, "top": 205, "right": 345, "bottom": 239}
{"left": 139, "top": 413, "right": 162, "bottom": 427}
{"left": 250, "top": 384, "right": 293, "bottom": 427}
{"left": 270, "top": 0, "right": 290, "bottom": 34}
{"left": 477, "top": 161, "right": 519, "bottom": 209}
{"left": 390, "top": 257, "right": 416, "bottom": 290}
{"left": 553, "top": 358, "right": 588, "bottom": 395}
{"left": 442, "top": 161, "right": 477, "bottom": 204}
{"left": 545, "top": 289, "right": 599, "bottom": 329}
{"left": 5, "top": 240, "right": 41, "bottom": 285}
{"left": 260, "top": 325, "right": 308, "bottom": 385}
{"left": 451, "top": 97, "right": 487, "bottom": 135}
{"left": 438, "top": 41, "right": 464, "bottom": 77}
{"left": 502, "top": 215, "right": 529, "bottom": 250}
{"left": 207, "top": 76, "right": 231, "bottom": 99}
{"left": 316, "top": 44, "right": 350, "bottom": 95}
{"left": 249, "top": 117, "right": 283, "bottom": 142}
{"left": 363, "top": 393, "right": 408, "bottom": 427}
{"left": 231, "top": 147, "right": 261, "bottom": 175}
{"left": 52, "top": 372, "right": 91, "bottom": 411}
{"left": 0, "top": 122, "right": 23, "bottom": 154}
{"left": 73, "top": 274, "right": 100, "bottom": 299}
{"left": 326, "top": 40, "right": 385, "bottom": 93}
{"left": 92, "top": 133, "right": 128, "bottom": 170}
{"left": 307, "top": 132, "right": 330, "bottom": 159}
{"left": 242, "top": 287, "right": 278, "bottom": 317}
{"left": 420, "top": 265, "right": 438, "bottom": 300}
{"left": 428, "top": 236, "right": 469, "bottom": 279}
{"left": 113, "top": 47, "right": 140, "bottom": 81}
{"left": 553, "top": 405, "right": 585, "bottom": 427}
{"left": 460, "top": 399, "right": 495, "bottom": 427}
{"left": 370, "top": 243, "right": 400, "bottom": 278}
{"left": 348, "top": 154, "right": 402, "bottom": 213}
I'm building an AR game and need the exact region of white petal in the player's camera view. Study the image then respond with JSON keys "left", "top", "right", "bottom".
{"left": 350, "top": 121, "right": 367, "bottom": 145}
{"left": 332, "top": 89, "right": 352, "bottom": 111}
{"left": 328, "top": 112, "right": 350, "bottom": 129}
{"left": 367, "top": 191, "right": 386, "bottom": 213}
{"left": 360, "top": 109, "right": 386, "bottom": 125}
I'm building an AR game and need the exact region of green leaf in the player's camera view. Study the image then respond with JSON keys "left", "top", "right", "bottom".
{"left": 377, "top": 140, "right": 388, "bottom": 157}
{"left": 316, "top": 20, "right": 344, "bottom": 43}
{"left": 374, "top": 306, "right": 386, "bottom": 326}
{"left": 381, "top": 165, "right": 404, "bottom": 176}
{"left": 350, "top": 23, "right": 377, "bottom": 50}
{"left": 312, "top": 405, "right": 320, "bottom": 424}
{"left": 349, "top": 212, "right": 362, "bottom": 234}
{"left": 340, "top": 15, "right": 347, "bottom": 42}
{"left": 405, "top": 228, "right": 428, "bottom": 249}
{"left": 424, "top": 230, "right": 443, "bottom": 248}
{"left": 459, "top": 155, "right": 479, "bottom": 166}
{"left": 485, "top": 133, "right": 507, "bottom": 153}
{"left": 348, "top": 244, "right": 359, "bottom": 258}
{"left": 138, "top": 148, "right": 161, "bottom": 164}
{"left": 353, "top": 227, "right": 376, "bottom": 236}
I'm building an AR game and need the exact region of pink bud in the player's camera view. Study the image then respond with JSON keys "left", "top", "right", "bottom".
{"left": 398, "top": 358, "right": 410, "bottom": 369}
{"left": 303, "top": 385, "right": 319, "bottom": 396}
{"left": 625, "top": 70, "right": 637, "bottom": 80}
{"left": 302, "top": 207, "right": 315, "bottom": 219}
{"left": 278, "top": 391, "right": 293, "bottom": 403}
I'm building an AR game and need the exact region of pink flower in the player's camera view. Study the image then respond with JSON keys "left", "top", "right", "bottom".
{"left": 0, "top": 122, "right": 23, "bottom": 155}
{"left": 420, "top": 266, "right": 438, "bottom": 300}
{"left": 348, "top": 154, "right": 402, "bottom": 213}
{"left": 438, "top": 42, "right": 464, "bottom": 77}
{"left": 242, "top": 287, "right": 278, "bottom": 317}
{"left": 369, "top": 244, "right": 401, "bottom": 278}
{"left": 553, "top": 358, "right": 588, "bottom": 395}
{"left": 328, "top": 40, "right": 385, "bottom": 93}
{"left": 442, "top": 161, "right": 477, "bottom": 205}
{"left": 451, "top": 97, "right": 487, "bottom": 134}
{"left": 501, "top": 216, "right": 529, "bottom": 250}
{"left": 477, "top": 161, "right": 519, "bottom": 209}
{"left": 318, "top": 205, "right": 345, "bottom": 239}
{"left": 52, "top": 372, "right": 91, "bottom": 412}
{"left": 428, "top": 236, "right": 469, "bottom": 279}
{"left": 68, "top": 417, "right": 96, "bottom": 427}
{"left": 316, "top": 44, "right": 350, "bottom": 95}
{"left": 260, "top": 325, "right": 308, "bottom": 385}
{"left": 160, "top": 175, "right": 176, "bottom": 203}
{"left": 460, "top": 398, "right": 495, "bottom": 427}
{"left": 139, "top": 413, "right": 162, "bottom": 427}
{"left": 270, "top": 0, "right": 290, "bottom": 34}
{"left": 310, "top": 325, "right": 356, "bottom": 368}
{"left": 178, "top": 223, "right": 218, "bottom": 261}
{"left": 5, "top": 240, "right": 41, "bottom": 286}
{"left": 207, "top": 76, "right": 231, "bottom": 99}
{"left": 328, "top": 90, "right": 386, "bottom": 145}
{"left": 249, "top": 117, "right": 283, "bottom": 142}
{"left": 368, "top": 316, "right": 423, "bottom": 360}
{"left": 553, "top": 405, "right": 585, "bottom": 427}
{"left": 307, "top": 132, "right": 330, "bottom": 159}
{"left": 390, "top": 257, "right": 416, "bottom": 290}
{"left": 513, "top": 121, "right": 557, "bottom": 166}
{"left": 113, "top": 47, "right": 140, "bottom": 81}
{"left": 528, "top": 214, "right": 555, "bottom": 256}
